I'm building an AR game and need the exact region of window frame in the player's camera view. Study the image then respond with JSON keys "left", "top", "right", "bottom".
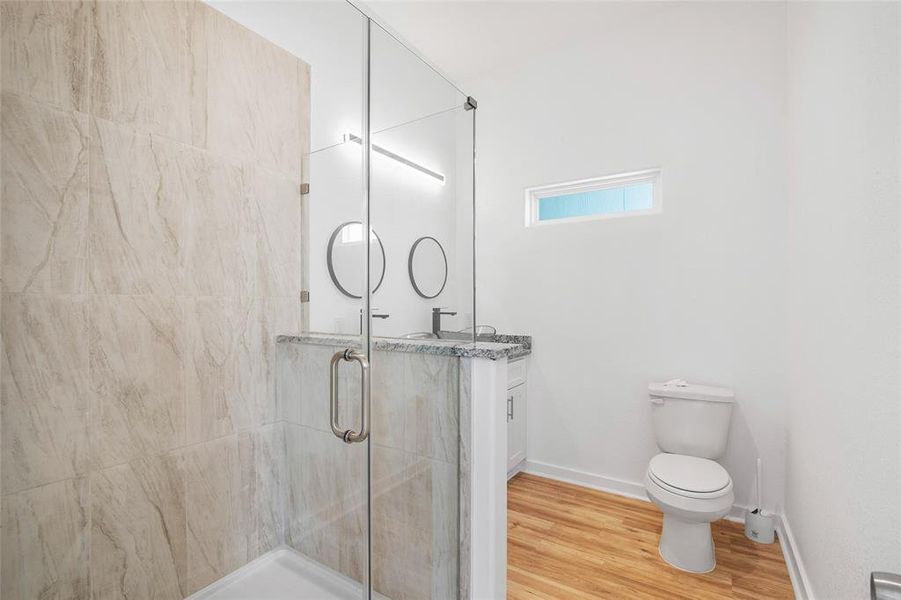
{"left": 524, "top": 168, "right": 662, "bottom": 227}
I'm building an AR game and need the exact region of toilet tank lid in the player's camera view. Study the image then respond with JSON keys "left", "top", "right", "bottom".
{"left": 648, "top": 380, "right": 734, "bottom": 403}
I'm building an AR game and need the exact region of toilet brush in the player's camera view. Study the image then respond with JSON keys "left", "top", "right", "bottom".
{"left": 744, "top": 457, "right": 775, "bottom": 544}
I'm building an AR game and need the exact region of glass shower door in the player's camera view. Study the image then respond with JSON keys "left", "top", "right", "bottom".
{"left": 276, "top": 3, "right": 372, "bottom": 599}
{"left": 365, "top": 20, "right": 474, "bottom": 600}
{"left": 279, "top": 6, "right": 474, "bottom": 599}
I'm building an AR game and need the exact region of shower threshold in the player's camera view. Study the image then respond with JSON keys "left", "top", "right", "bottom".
{"left": 187, "top": 546, "right": 389, "bottom": 600}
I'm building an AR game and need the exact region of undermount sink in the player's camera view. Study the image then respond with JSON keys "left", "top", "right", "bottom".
{"left": 400, "top": 325, "right": 498, "bottom": 341}
{"left": 458, "top": 325, "right": 497, "bottom": 336}
{"left": 401, "top": 331, "right": 439, "bottom": 340}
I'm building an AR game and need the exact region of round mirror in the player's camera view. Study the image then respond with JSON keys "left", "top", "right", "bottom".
{"left": 408, "top": 236, "right": 448, "bottom": 299}
{"left": 327, "top": 221, "right": 386, "bottom": 299}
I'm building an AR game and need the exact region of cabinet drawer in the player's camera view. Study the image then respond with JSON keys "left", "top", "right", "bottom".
{"left": 507, "top": 358, "right": 527, "bottom": 389}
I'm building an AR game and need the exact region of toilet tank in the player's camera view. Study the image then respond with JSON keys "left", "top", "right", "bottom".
{"left": 649, "top": 380, "right": 735, "bottom": 459}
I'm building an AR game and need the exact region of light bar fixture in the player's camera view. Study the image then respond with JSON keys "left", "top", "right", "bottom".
{"left": 343, "top": 133, "right": 445, "bottom": 184}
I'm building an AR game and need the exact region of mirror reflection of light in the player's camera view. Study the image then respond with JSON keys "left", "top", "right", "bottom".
{"left": 340, "top": 222, "right": 377, "bottom": 244}
{"left": 342, "top": 133, "right": 445, "bottom": 185}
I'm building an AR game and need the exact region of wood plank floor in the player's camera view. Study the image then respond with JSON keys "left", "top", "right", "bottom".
{"left": 507, "top": 473, "right": 794, "bottom": 599}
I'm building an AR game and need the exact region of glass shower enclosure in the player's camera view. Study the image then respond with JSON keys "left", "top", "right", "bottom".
{"left": 0, "top": 0, "right": 474, "bottom": 598}
{"left": 281, "top": 5, "right": 477, "bottom": 598}
{"left": 198, "top": 1, "right": 477, "bottom": 599}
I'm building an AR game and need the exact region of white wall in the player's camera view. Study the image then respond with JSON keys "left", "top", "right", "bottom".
{"left": 468, "top": 2, "right": 788, "bottom": 513}
{"left": 785, "top": 3, "right": 901, "bottom": 598}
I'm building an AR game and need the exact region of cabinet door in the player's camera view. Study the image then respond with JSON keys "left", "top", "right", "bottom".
{"left": 507, "top": 384, "right": 527, "bottom": 473}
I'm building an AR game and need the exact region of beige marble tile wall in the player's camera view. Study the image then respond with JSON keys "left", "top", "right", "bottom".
{"left": 0, "top": 1, "right": 309, "bottom": 598}
{"left": 277, "top": 342, "right": 460, "bottom": 600}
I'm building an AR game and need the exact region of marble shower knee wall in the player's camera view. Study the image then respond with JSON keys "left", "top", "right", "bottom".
{"left": 0, "top": 1, "right": 309, "bottom": 598}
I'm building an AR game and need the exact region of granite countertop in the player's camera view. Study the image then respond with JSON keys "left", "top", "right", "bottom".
{"left": 277, "top": 332, "right": 531, "bottom": 361}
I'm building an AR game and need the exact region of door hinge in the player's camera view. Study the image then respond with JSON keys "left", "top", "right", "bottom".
{"left": 300, "top": 183, "right": 310, "bottom": 195}
{"left": 299, "top": 290, "right": 310, "bottom": 303}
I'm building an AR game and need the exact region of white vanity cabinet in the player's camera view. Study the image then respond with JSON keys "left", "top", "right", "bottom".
{"left": 506, "top": 356, "right": 528, "bottom": 478}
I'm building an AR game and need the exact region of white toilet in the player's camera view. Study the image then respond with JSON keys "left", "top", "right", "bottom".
{"left": 644, "top": 380, "right": 735, "bottom": 573}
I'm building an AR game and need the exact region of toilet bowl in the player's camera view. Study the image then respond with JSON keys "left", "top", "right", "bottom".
{"left": 644, "top": 452, "right": 734, "bottom": 573}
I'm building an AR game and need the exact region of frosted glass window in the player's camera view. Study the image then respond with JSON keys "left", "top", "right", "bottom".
{"left": 526, "top": 169, "right": 660, "bottom": 226}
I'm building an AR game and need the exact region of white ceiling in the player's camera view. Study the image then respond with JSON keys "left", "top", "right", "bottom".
{"left": 361, "top": 1, "right": 632, "bottom": 86}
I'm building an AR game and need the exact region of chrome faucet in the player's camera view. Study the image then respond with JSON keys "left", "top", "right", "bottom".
{"left": 432, "top": 307, "right": 457, "bottom": 335}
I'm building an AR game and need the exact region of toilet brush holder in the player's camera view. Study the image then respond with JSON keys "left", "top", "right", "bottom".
{"left": 744, "top": 508, "right": 775, "bottom": 544}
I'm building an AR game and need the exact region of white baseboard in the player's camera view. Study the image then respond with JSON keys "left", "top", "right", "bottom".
{"left": 524, "top": 459, "right": 647, "bottom": 500}
{"left": 507, "top": 459, "right": 527, "bottom": 481}
{"left": 523, "top": 459, "right": 748, "bottom": 523}
{"left": 777, "top": 513, "right": 815, "bottom": 600}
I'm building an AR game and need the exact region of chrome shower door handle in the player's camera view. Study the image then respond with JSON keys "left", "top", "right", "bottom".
{"left": 344, "top": 349, "right": 370, "bottom": 443}
{"left": 329, "top": 350, "right": 343, "bottom": 439}
{"left": 329, "top": 348, "right": 370, "bottom": 444}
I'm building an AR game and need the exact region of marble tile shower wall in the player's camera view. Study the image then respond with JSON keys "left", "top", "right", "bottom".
{"left": 277, "top": 342, "right": 461, "bottom": 600}
{"left": 0, "top": 1, "right": 309, "bottom": 598}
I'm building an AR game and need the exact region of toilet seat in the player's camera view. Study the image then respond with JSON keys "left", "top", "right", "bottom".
{"left": 648, "top": 453, "right": 732, "bottom": 499}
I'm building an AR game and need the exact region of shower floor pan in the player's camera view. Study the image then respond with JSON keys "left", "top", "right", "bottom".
{"left": 187, "top": 546, "right": 389, "bottom": 600}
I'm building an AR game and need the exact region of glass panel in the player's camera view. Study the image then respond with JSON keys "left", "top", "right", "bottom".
{"left": 213, "top": 1, "right": 372, "bottom": 598}
{"left": 538, "top": 181, "right": 655, "bottom": 221}
{"left": 624, "top": 181, "right": 654, "bottom": 211}
{"left": 539, "top": 188, "right": 625, "bottom": 220}
{"left": 367, "top": 21, "right": 472, "bottom": 600}
{"left": 368, "top": 26, "right": 471, "bottom": 340}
